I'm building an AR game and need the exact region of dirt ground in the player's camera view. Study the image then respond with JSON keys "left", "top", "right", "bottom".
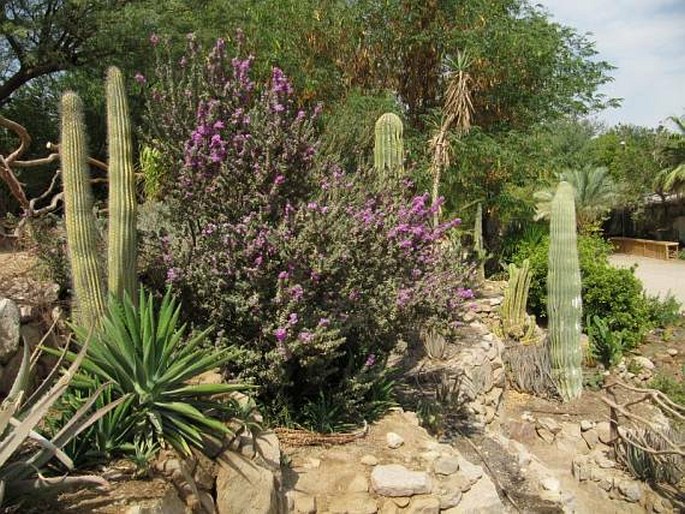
{"left": 609, "top": 253, "right": 685, "bottom": 311}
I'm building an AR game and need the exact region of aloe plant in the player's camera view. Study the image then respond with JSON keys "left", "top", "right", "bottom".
{"left": 0, "top": 327, "right": 123, "bottom": 507}
{"left": 66, "top": 287, "right": 251, "bottom": 456}
{"left": 547, "top": 181, "right": 583, "bottom": 401}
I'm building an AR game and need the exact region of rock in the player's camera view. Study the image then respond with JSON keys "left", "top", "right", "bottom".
{"left": 19, "top": 304, "right": 34, "bottom": 322}
{"left": 597, "top": 478, "right": 613, "bottom": 491}
{"left": 571, "top": 456, "right": 591, "bottom": 482}
{"left": 433, "top": 456, "right": 460, "bottom": 476}
{"left": 617, "top": 480, "right": 642, "bottom": 503}
{"left": 371, "top": 464, "right": 432, "bottom": 497}
{"left": 439, "top": 491, "right": 462, "bottom": 510}
{"left": 581, "top": 429, "right": 599, "bottom": 449}
{"left": 632, "top": 356, "right": 655, "bottom": 370}
{"left": 361, "top": 454, "right": 379, "bottom": 466}
{"left": 488, "top": 297, "right": 503, "bottom": 306}
{"left": 216, "top": 452, "right": 278, "bottom": 514}
{"left": 463, "top": 311, "right": 477, "bottom": 323}
{"left": 594, "top": 455, "right": 615, "bottom": 469}
{"left": 392, "top": 497, "right": 410, "bottom": 508}
{"left": 456, "top": 457, "right": 483, "bottom": 483}
{"left": 667, "top": 348, "right": 678, "bottom": 357}
{"left": 403, "top": 411, "right": 421, "bottom": 426}
{"left": 539, "top": 476, "right": 560, "bottom": 493}
{"left": 595, "top": 421, "right": 613, "bottom": 445}
{"left": 579, "top": 420, "right": 594, "bottom": 432}
{"left": 386, "top": 432, "right": 405, "bottom": 449}
{"left": 254, "top": 431, "right": 281, "bottom": 471}
{"left": 328, "top": 493, "right": 377, "bottom": 514}
{"left": 406, "top": 496, "right": 440, "bottom": 514}
{"left": 537, "top": 417, "right": 562, "bottom": 435}
{"left": 0, "top": 298, "right": 21, "bottom": 364}
{"left": 453, "top": 473, "right": 503, "bottom": 513}
{"left": 303, "top": 457, "right": 321, "bottom": 469}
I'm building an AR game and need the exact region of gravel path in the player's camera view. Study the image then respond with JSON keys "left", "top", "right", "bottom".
{"left": 608, "top": 253, "right": 685, "bottom": 310}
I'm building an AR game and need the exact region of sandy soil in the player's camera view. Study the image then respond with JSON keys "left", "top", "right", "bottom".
{"left": 609, "top": 253, "right": 685, "bottom": 311}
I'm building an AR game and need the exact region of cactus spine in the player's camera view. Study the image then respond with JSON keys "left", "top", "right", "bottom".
{"left": 547, "top": 181, "right": 583, "bottom": 401}
{"left": 374, "top": 113, "right": 404, "bottom": 178}
{"left": 497, "top": 259, "right": 538, "bottom": 345}
{"left": 106, "top": 67, "right": 137, "bottom": 302}
{"left": 60, "top": 92, "right": 106, "bottom": 329}
{"left": 474, "top": 202, "right": 485, "bottom": 282}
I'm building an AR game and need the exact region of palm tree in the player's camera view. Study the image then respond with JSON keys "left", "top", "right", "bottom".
{"left": 429, "top": 52, "right": 474, "bottom": 226}
{"left": 654, "top": 115, "right": 685, "bottom": 195}
{"left": 534, "top": 166, "right": 619, "bottom": 233}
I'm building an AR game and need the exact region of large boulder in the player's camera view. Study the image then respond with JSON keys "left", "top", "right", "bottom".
{"left": 216, "top": 451, "right": 279, "bottom": 514}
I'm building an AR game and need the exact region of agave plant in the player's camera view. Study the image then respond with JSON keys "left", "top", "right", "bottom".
{"left": 0, "top": 326, "right": 123, "bottom": 507}
{"left": 67, "top": 286, "right": 251, "bottom": 457}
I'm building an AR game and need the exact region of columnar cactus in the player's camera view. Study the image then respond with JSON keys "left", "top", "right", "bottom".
{"left": 60, "top": 67, "right": 138, "bottom": 328}
{"left": 497, "top": 259, "right": 538, "bottom": 345}
{"left": 60, "top": 92, "right": 106, "bottom": 329}
{"left": 373, "top": 113, "right": 404, "bottom": 178}
{"left": 474, "top": 202, "right": 485, "bottom": 282}
{"left": 547, "top": 181, "right": 583, "bottom": 401}
{"left": 106, "top": 67, "right": 137, "bottom": 302}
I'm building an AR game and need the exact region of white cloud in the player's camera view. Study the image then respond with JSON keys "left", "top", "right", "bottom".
{"left": 540, "top": 0, "right": 685, "bottom": 127}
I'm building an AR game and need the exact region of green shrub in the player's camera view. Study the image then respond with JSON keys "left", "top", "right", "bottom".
{"left": 586, "top": 315, "right": 623, "bottom": 368}
{"left": 644, "top": 294, "right": 683, "bottom": 328}
{"left": 513, "top": 234, "right": 650, "bottom": 349}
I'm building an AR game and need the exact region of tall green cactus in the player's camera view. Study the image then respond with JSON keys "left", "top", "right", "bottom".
{"left": 374, "top": 113, "right": 404, "bottom": 178}
{"left": 547, "top": 181, "right": 583, "bottom": 401}
{"left": 106, "top": 67, "right": 137, "bottom": 302}
{"left": 60, "top": 92, "right": 106, "bottom": 329}
{"left": 60, "top": 66, "right": 138, "bottom": 328}
{"left": 474, "top": 202, "right": 485, "bottom": 282}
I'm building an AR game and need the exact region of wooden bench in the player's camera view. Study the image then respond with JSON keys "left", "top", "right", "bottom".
{"left": 609, "top": 237, "right": 680, "bottom": 261}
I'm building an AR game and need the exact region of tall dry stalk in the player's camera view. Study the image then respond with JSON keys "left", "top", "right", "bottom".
{"left": 429, "top": 52, "right": 474, "bottom": 226}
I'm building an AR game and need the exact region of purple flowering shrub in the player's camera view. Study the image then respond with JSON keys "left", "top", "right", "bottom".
{"left": 143, "top": 37, "right": 474, "bottom": 425}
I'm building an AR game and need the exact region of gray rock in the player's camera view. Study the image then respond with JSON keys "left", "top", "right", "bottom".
{"left": 581, "top": 429, "right": 599, "bottom": 449}
{"left": 433, "top": 456, "right": 460, "bottom": 476}
{"left": 386, "top": 432, "right": 405, "bottom": 449}
{"left": 456, "top": 457, "right": 483, "bottom": 483}
{"left": 537, "top": 417, "right": 562, "bottom": 435}
{"left": 632, "top": 356, "right": 655, "bottom": 370}
{"left": 617, "top": 480, "right": 642, "bottom": 503}
{"left": 124, "top": 484, "right": 186, "bottom": 514}
{"left": 579, "top": 420, "right": 594, "bottom": 432}
{"left": 0, "top": 298, "right": 20, "bottom": 364}
{"left": 439, "top": 491, "right": 462, "bottom": 510}
{"left": 371, "top": 464, "right": 432, "bottom": 497}
{"left": 454, "top": 473, "right": 503, "bottom": 513}
{"left": 667, "top": 348, "right": 678, "bottom": 357}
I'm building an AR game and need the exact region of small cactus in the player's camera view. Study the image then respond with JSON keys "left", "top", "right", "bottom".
{"left": 373, "top": 113, "right": 404, "bottom": 178}
{"left": 496, "top": 259, "right": 538, "bottom": 345}
{"left": 547, "top": 181, "right": 583, "bottom": 401}
{"left": 60, "top": 92, "right": 106, "bottom": 329}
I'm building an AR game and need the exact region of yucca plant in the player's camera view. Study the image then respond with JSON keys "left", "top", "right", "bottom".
{"left": 66, "top": 286, "right": 251, "bottom": 457}
{"left": 0, "top": 328, "right": 123, "bottom": 507}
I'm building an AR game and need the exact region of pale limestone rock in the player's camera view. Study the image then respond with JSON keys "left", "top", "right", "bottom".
{"left": 0, "top": 298, "right": 20, "bottom": 364}
{"left": 433, "top": 456, "right": 460, "bottom": 476}
{"left": 386, "top": 432, "right": 405, "bottom": 449}
{"left": 454, "top": 473, "right": 503, "bottom": 513}
{"left": 539, "top": 476, "right": 560, "bottom": 493}
{"left": 371, "top": 464, "right": 432, "bottom": 497}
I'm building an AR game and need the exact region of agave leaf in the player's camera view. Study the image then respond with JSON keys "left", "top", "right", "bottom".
{"left": 0, "top": 395, "right": 23, "bottom": 446}
{"left": 7, "top": 418, "right": 74, "bottom": 470}
{"left": 164, "top": 382, "right": 253, "bottom": 397}
{"left": 6, "top": 342, "right": 31, "bottom": 403}
{"left": 158, "top": 402, "right": 230, "bottom": 434}
{"left": 0, "top": 339, "right": 89, "bottom": 467}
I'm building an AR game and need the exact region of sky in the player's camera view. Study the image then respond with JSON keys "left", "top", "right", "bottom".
{"left": 539, "top": 0, "right": 685, "bottom": 129}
